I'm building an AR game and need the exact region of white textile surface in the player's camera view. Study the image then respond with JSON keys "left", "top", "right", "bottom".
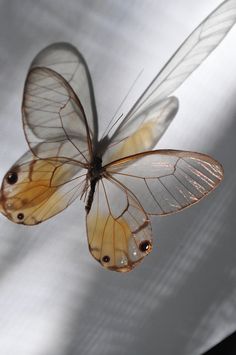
{"left": 0, "top": 1, "right": 235, "bottom": 354}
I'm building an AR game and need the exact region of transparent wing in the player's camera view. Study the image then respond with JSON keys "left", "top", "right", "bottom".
{"left": 22, "top": 67, "right": 92, "bottom": 164}
{"left": 0, "top": 149, "right": 87, "bottom": 225}
{"left": 105, "top": 150, "right": 224, "bottom": 215}
{"left": 29, "top": 42, "right": 98, "bottom": 141}
{"left": 102, "top": 96, "right": 179, "bottom": 165}
{"left": 86, "top": 177, "right": 152, "bottom": 272}
{"left": 108, "top": 0, "right": 236, "bottom": 143}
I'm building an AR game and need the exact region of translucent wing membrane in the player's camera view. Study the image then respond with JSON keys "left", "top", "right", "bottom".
{"left": 22, "top": 67, "right": 92, "bottom": 164}
{"left": 0, "top": 150, "right": 86, "bottom": 225}
{"left": 106, "top": 150, "right": 223, "bottom": 215}
{"left": 0, "top": 1, "right": 231, "bottom": 272}
{"left": 102, "top": 97, "right": 179, "bottom": 165}
{"left": 86, "top": 178, "right": 152, "bottom": 272}
{"left": 30, "top": 42, "right": 98, "bottom": 141}
{"left": 109, "top": 0, "right": 236, "bottom": 141}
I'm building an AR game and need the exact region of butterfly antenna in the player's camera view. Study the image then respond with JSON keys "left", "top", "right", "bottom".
{"left": 102, "top": 68, "right": 144, "bottom": 138}
{"left": 103, "top": 112, "right": 124, "bottom": 138}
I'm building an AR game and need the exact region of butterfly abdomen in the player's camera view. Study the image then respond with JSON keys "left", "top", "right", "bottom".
{"left": 85, "top": 179, "right": 97, "bottom": 213}
{"left": 85, "top": 156, "right": 103, "bottom": 213}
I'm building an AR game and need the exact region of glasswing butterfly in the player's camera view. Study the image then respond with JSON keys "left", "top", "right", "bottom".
{"left": 0, "top": 0, "right": 235, "bottom": 272}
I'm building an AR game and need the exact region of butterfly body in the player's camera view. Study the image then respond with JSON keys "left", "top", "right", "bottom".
{"left": 0, "top": 0, "right": 235, "bottom": 271}
{"left": 85, "top": 156, "right": 103, "bottom": 213}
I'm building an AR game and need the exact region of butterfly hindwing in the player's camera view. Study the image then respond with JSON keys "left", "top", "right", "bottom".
{"left": 86, "top": 177, "right": 152, "bottom": 272}
{"left": 0, "top": 149, "right": 87, "bottom": 225}
{"left": 102, "top": 96, "right": 179, "bottom": 165}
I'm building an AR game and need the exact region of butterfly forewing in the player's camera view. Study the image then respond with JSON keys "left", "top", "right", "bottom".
{"left": 107, "top": 0, "right": 236, "bottom": 144}
{"left": 106, "top": 150, "right": 223, "bottom": 216}
{"left": 29, "top": 42, "right": 98, "bottom": 141}
{"left": 22, "top": 67, "right": 92, "bottom": 164}
{"left": 86, "top": 177, "right": 152, "bottom": 272}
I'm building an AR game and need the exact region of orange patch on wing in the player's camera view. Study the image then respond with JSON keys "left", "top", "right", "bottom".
{"left": 1, "top": 159, "right": 77, "bottom": 224}
{"left": 110, "top": 120, "right": 156, "bottom": 162}
{"left": 87, "top": 212, "right": 150, "bottom": 272}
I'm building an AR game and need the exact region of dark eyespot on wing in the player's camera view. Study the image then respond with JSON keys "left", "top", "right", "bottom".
{"left": 0, "top": 151, "right": 87, "bottom": 225}
{"left": 102, "top": 255, "right": 110, "bottom": 263}
{"left": 6, "top": 171, "right": 18, "bottom": 185}
{"left": 17, "top": 213, "right": 24, "bottom": 221}
{"left": 86, "top": 178, "right": 153, "bottom": 272}
{"left": 139, "top": 240, "right": 152, "bottom": 253}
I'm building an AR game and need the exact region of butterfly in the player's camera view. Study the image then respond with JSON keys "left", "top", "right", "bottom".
{"left": 0, "top": 0, "right": 235, "bottom": 272}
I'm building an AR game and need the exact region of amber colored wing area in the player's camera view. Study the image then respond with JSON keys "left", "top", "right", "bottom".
{"left": 0, "top": 150, "right": 87, "bottom": 225}
{"left": 105, "top": 150, "right": 224, "bottom": 216}
{"left": 87, "top": 150, "right": 223, "bottom": 272}
{"left": 86, "top": 178, "right": 152, "bottom": 272}
{"left": 22, "top": 67, "right": 92, "bottom": 164}
{"left": 102, "top": 97, "right": 179, "bottom": 165}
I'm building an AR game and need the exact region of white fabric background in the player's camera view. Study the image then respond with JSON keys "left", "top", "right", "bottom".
{"left": 0, "top": 1, "right": 235, "bottom": 354}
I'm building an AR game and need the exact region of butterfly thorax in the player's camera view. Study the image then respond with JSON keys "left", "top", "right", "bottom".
{"left": 85, "top": 156, "right": 103, "bottom": 213}
{"left": 89, "top": 156, "right": 103, "bottom": 177}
